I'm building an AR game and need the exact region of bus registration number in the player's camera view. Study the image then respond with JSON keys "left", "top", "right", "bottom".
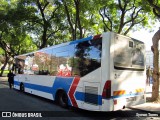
{"left": 126, "top": 97, "right": 136, "bottom": 102}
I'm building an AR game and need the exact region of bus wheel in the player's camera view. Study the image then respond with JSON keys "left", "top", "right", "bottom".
{"left": 58, "top": 91, "right": 68, "bottom": 108}
{"left": 20, "top": 83, "right": 25, "bottom": 92}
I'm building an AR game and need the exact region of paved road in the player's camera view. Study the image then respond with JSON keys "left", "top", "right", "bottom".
{"left": 0, "top": 77, "right": 159, "bottom": 120}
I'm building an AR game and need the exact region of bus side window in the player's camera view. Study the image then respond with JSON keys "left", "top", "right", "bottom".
{"left": 74, "top": 38, "right": 102, "bottom": 77}
{"left": 16, "top": 59, "right": 25, "bottom": 74}
{"left": 56, "top": 51, "right": 72, "bottom": 77}
{"left": 34, "top": 49, "right": 52, "bottom": 75}
{"left": 50, "top": 55, "right": 58, "bottom": 76}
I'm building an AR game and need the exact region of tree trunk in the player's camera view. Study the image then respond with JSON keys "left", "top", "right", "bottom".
{"left": 74, "top": 0, "right": 82, "bottom": 39}
{"left": 152, "top": 46, "right": 160, "bottom": 100}
{"left": 151, "top": 29, "right": 160, "bottom": 101}
{"left": 0, "top": 55, "right": 9, "bottom": 77}
{"left": 40, "top": 32, "right": 47, "bottom": 49}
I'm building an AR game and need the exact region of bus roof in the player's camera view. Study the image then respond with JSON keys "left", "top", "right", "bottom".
{"left": 15, "top": 34, "right": 102, "bottom": 59}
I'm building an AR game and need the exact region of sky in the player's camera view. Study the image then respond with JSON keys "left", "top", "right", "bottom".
{"left": 130, "top": 23, "right": 160, "bottom": 51}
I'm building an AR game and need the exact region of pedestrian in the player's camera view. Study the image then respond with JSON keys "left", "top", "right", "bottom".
{"left": 7, "top": 70, "right": 14, "bottom": 89}
{"left": 146, "top": 66, "right": 152, "bottom": 86}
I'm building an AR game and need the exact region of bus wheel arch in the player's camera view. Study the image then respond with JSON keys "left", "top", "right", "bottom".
{"left": 55, "top": 89, "right": 68, "bottom": 108}
{"left": 20, "top": 83, "right": 25, "bottom": 92}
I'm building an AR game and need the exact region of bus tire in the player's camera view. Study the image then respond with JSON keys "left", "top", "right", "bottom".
{"left": 20, "top": 83, "right": 25, "bottom": 92}
{"left": 58, "top": 91, "right": 68, "bottom": 108}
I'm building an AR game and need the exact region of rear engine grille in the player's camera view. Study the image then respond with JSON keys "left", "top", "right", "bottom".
{"left": 84, "top": 86, "right": 98, "bottom": 105}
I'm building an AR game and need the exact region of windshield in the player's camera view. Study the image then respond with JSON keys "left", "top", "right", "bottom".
{"left": 114, "top": 35, "right": 145, "bottom": 70}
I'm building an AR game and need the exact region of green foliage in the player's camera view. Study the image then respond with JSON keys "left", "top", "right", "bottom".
{"left": 0, "top": 0, "right": 158, "bottom": 52}
{"left": 0, "top": 70, "right": 9, "bottom": 74}
{"left": 0, "top": 0, "right": 158, "bottom": 76}
{"left": 145, "top": 0, "right": 160, "bottom": 18}
{"left": 0, "top": 0, "right": 37, "bottom": 58}
{"left": 0, "top": 48, "right": 4, "bottom": 55}
{"left": 97, "top": 0, "right": 155, "bottom": 35}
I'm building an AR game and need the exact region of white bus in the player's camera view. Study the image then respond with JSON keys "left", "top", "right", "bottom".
{"left": 13, "top": 32, "right": 146, "bottom": 111}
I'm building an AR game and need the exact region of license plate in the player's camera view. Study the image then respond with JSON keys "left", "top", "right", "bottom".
{"left": 126, "top": 97, "right": 136, "bottom": 102}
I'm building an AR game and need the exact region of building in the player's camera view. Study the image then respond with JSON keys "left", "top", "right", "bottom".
{"left": 146, "top": 50, "right": 160, "bottom": 69}
{"left": 146, "top": 51, "right": 153, "bottom": 69}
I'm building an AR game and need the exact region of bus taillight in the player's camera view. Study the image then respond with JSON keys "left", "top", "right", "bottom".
{"left": 93, "top": 34, "right": 101, "bottom": 39}
{"left": 102, "top": 80, "right": 111, "bottom": 98}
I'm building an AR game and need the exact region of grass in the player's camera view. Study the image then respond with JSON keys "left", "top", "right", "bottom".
{"left": 0, "top": 70, "right": 9, "bottom": 75}
{"left": 3, "top": 70, "right": 9, "bottom": 74}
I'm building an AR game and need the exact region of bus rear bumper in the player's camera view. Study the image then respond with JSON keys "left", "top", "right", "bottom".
{"left": 113, "top": 95, "right": 146, "bottom": 111}
{"left": 101, "top": 95, "right": 146, "bottom": 111}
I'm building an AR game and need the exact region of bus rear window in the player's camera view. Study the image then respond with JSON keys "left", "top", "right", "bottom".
{"left": 114, "top": 35, "right": 144, "bottom": 70}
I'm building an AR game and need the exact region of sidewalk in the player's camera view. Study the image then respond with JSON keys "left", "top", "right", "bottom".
{"left": 131, "top": 103, "right": 160, "bottom": 114}
{"left": 130, "top": 85, "right": 160, "bottom": 114}
{"left": 0, "top": 77, "right": 7, "bottom": 81}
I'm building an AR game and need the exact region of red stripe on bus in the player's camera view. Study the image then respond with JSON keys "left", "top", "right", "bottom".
{"left": 93, "top": 34, "right": 101, "bottom": 39}
{"left": 68, "top": 77, "right": 80, "bottom": 107}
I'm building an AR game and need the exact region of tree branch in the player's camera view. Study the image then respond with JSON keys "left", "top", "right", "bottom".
{"left": 147, "top": 0, "right": 160, "bottom": 17}
{"left": 74, "top": 0, "right": 82, "bottom": 38}
{"left": 48, "top": 5, "right": 60, "bottom": 22}
{"left": 99, "top": 6, "right": 113, "bottom": 31}
{"left": 63, "top": 1, "right": 75, "bottom": 39}
{"left": 37, "top": 0, "right": 48, "bottom": 23}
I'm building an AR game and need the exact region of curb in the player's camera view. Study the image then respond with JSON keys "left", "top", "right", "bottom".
{"left": 130, "top": 103, "right": 160, "bottom": 114}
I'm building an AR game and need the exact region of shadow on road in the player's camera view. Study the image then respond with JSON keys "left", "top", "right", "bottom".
{"left": 9, "top": 89, "right": 150, "bottom": 119}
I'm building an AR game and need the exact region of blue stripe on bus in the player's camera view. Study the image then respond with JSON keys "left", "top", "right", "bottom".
{"left": 14, "top": 81, "right": 20, "bottom": 86}
{"left": 14, "top": 77, "right": 73, "bottom": 93}
{"left": 14, "top": 77, "right": 74, "bottom": 105}
{"left": 25, "top": 83, "right": 52, "bottom": 93}
{"left": 111, "top": 93, "right": 143, "bottom": 99}
{"left": 75, "top": 91, "right": 102, "bottom": 105}
{"left": 14, "top": 80, "right": 53, "bottom": 93}
{"left": 102, "top": 93, "right": 144, "bottom": 100}
{"left": 52, "top": 77, "right": 73, "bottom": 106}
{"left": 14, "top": 79, "right": 103, "bottom": 105}
{"left": 14, "top": 79, "right": 143, "bottom": 106}
{"left": 69, "top": 36, "right": 93, "bottom": 45}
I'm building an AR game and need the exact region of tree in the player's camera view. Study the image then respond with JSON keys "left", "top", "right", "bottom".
{"left": 99, "top": 0, "right": 149, "bottom": 35}
{"left": 62, "top": 0, "right": 83, "bottom": 40}
{"left": 60, "top": 0, "right": 102, "bottom": 40}
{"left": 147, "top": 0, "right": 160, "bottom": 17}
{"left": 146, "top": 0, "right": 160, "bottom": 101}
{"left": 0, "top": 0, "right": 37, "bottom": 76}
{"left": 151, "top": 30, "right": 160, "bottom": 101}
{"left": 0, "top": 0, "right": 14, "bottom": 75}
{"left": 0, "top": 27, "right": 37, "bottom": 76}
{"left": 15, "top": 0, "right": 61, "bottom": 49}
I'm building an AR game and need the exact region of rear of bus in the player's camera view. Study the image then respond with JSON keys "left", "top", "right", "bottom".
{"left": 101, "top": 32, "right": 146, "bottom": 111}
